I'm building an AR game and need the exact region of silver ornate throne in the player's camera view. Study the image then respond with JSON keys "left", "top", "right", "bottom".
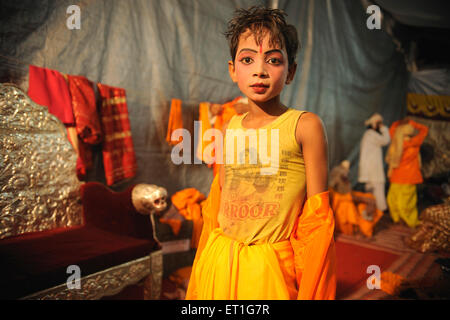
{"left": 0, "top": 83, "right": 164, "bottom": 300}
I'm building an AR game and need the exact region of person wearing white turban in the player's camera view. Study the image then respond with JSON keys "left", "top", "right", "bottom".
{"left": 357, "top": 113, "right": 391, "bottom": 211}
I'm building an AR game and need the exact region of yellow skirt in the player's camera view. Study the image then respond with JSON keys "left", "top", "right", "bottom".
{"left": 186, "top": 228, "right": 297, "bottom": 300}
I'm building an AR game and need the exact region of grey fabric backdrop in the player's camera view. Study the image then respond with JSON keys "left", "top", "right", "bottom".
{"left": 407, "top": 69, "right": 450, "bottom": 179}
{"left": 1, "top": 0, "right": 408, "bottom": 194}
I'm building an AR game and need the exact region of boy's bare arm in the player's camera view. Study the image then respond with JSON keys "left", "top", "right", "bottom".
{"left": 296, "top": 112, "right": 329, "bottom": 198}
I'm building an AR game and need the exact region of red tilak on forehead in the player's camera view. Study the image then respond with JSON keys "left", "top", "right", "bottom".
{"left": 259, "top": 43, "right": 262, "bottom": 53}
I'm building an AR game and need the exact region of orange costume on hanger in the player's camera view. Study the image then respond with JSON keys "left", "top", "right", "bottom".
{"left": 196, "top": 97, "right": 244, "bottom": 176}
{"left": 166, "top": 98, "right": 184, "bottom": 146}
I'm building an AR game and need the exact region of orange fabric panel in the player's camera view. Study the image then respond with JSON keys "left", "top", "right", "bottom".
{"left": 388, "top": 120, "right": 428, "bottom": 184}
{"left": 194, "top": 175, "right": 221, "bottom": 258}
{"left": 218, "top": 97, "right": 240, "bottom": 126}
{"left": 166, "top": 98, "right": 184, "bottom": 146}
{"left": 290, "top": 191, "right": 336, "bottom": 300}
{"left": 196, "top": 97, "right": 242, "bottom": 176}
{"left": 171, "top": 188, "right": 206, "bottom": 248}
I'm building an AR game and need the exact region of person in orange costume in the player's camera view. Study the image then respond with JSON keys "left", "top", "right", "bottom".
{"left": 329, "top": 160, "right": 359, "bottom": 235}
{"left": 386, "top": 118, "right": 428, "bottom": 228}
{"left": 330, "top": 160, "right": 383, "bottom": 238}
{"left": 186, "top": 6, "right": 336, "bottom": 300}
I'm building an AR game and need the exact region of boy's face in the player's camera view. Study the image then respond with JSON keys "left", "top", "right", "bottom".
{"left": 228, "top": 29, "right": 296, "bottom": 104}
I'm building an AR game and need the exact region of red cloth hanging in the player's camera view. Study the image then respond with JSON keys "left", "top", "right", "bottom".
{"left": 97, "top": 83, "right": 137, "bottom": 186}
{"left": 28, "top": 65, "right": 75, "bottom": 125}
{"left": 67, "top": 75, "right": 102, "bottom": 144}
{"left": 67, "top": 75, "right": 102, "bottom": 181}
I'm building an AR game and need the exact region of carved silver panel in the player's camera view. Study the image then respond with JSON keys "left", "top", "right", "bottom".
{"left": 21, "top": 251, "right": 163, "bottom": 300}
{"left": 145, "top": 249, "right": 163, "bottom": 299}
{"left": 0, "top": 84, "right": 83, "bottom": 239}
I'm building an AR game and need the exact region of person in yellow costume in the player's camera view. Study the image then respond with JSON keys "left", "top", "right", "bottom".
{"left": 186, "top": 6, "right": 336, "bottom": 300}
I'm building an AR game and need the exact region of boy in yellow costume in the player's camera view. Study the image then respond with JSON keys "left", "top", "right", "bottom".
{"left": 186, "top": 6, "right": 336, "bottom": 300}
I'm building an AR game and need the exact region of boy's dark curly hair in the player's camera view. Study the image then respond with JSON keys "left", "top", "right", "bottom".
{"left": 224, "top": 6, "right": 300, "bottom": 67}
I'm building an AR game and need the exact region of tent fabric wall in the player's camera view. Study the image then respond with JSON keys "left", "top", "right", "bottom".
{"left": 407, "top": 69, "right": 450, "bottom": 179}
{"left": 1, "top": 0, "right": 408, "bottom": 193}
{"left": 277, "top": 0, "right": 408, "bottom": 183}
{"left": 1, "top": 0, "right": 265, "bottom": 195}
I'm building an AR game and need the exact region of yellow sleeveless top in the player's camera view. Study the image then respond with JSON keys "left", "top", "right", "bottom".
{"left": 217, "top": 108, "right": 307, "bottom": 244}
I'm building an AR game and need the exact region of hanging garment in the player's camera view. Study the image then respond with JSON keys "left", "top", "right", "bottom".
{"left": 67, "top": 75, "right": 102, "bottom": 180}
{"left": 97, "top": 83, "right": 137, "bottom": 186}
{"left": 28, "top": 65, "right": 74, "bottom": 125}
{"left": 196, "top": 102, "right": 215, "bottom": 165}
{"left": 166, "top": 98, "right": 184, "bottom": 146}
{"left": 196, "top": 97, "right": 244, "bottom": 176}
{"left": 214, "top": 96, "right": 242, "bottom": 133}
{"left": 67, "top": 75, "right": 102, "bottom": 144}
{"left": 186, "top": 109, "right": 336, "bottom": 300}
